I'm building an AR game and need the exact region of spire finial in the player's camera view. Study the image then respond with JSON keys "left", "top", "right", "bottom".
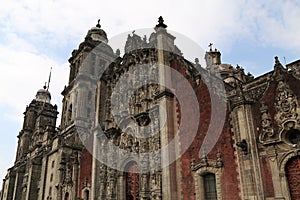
{"left": 96, "top": 19, "right": 101, "bottom": 28}
{"left": 46, "top": 67, "right": 52, "bottom": 91}
{"left": 275, "top": 56, "right": 280, "bottom": 65}
{"left": 274, "top": 56, "right": 285, "bottom": 72}
{"left": 208, "top": 43, "right": 213, "bottom": 51}
{"left": 115, "top": 49, "right": 120, "bottom": 56}
{"left": 156, "top": 16, "right": 167, "bottom": 28}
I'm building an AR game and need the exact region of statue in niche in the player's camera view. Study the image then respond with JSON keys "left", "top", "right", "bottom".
{"left": 99, "top": 180, "right": 105, "bottom": 192}
{"left": 129, "top": 95, "right": 135, "bottom": 114}
{"left": 18, "top": 137, "right": 26, "bottom": 158}
{"left": 153, "top": 136, "right": 160, "bottom": 150}
{"left": 133, "top": 139, "right": 139, "bottom": 152}
{"left": 261, "top": 111, "right": 274, "bottom": 137}
{"left": 151, "top": 175, "right": 157, "bottom": 191}
{"left": 105, "top": 99, "right": 111, "bottom": 118}
{"left": 148, "top": 137, "right": 155, "bottom": 151}
{"left": 135, "top": 90, "right": 141, "bottom": 106}
{"left": 150, "top": 173, "right": 162, "bottom": 199}
{"left": 107, "top": 183, "right": 112, "bottom": 196}
{"left": 127, "top": 136, "right": 133, "bottom": 150}
{"left": 141, "top": 174, "right": 147, "bottom": 190}
{"left": 153, "top": 153, "right": 161, "bottom": 168}
{"left": 64, "top": 166, "right": 72, "bottom": 184}
{"left": 112, "top": 133, "right": 120, "bottom": 146}
{"left": 261, "top": 112, "right": 271, "bottom": 127}
{"left": 99, "top": 164, "right": 106, "bottom": 178}
{"left": 119, "top": 132, "right": 127, "bottom": 148}
{"left": 67, "top": 104, "right": 72, "bottom": 121}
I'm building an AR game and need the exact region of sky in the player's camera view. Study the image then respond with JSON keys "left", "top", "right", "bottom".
{"left": 0, "top": 0, "right": 300, "bottom": 181}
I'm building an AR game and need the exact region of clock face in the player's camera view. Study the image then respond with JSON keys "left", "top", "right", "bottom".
{"left": 91, "top": 33, "right": 101, "bottom": 41}
{"left": 36, "top": 93, "right": 51, "bottom": 103}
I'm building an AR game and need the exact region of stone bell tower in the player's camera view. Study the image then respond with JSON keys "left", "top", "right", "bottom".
{"left": 59, "top": 19, "right": 116, "bottom": 199}
{"left": 1, "top": 86, "right": 58, "bottom": 200}
{"left": 89, "top": 16, "right": 182, "bottom": 200}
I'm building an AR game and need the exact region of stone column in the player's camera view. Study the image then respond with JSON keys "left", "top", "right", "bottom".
{"left": 106, "top": 168, "right": 117, "bottom": 200}
{"left": 0, "top": 178, "right": 5, "bottom": 200}
{"left": 266, "top": 146, "right": 293, "bottom": 200}
{"left": 12, "top": 170, "right": 23, "bottom": 200}
{"left": 73, "top": 155, "right": 79, "bottom": 199}
{"left": 117, "top": 173, "right": 125, "bottom": 200}
{"left": 91, "top": 81, "right": 102, "bottom": 200}
{"left": 157, "top": 30, "right": 173, "bottom": 200}
{"left": 267, "top": 154, "right": 285, "bottom": 199}
{"left": 231, "top": 104, "right": 265, "bottom": 200}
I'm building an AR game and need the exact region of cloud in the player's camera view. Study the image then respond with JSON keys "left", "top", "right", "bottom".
{"left": 1, "top": 0, "right": 299, "bottom": 54}
{"left": 234, "top": 0, "right": 300, "bottom": 50}
{"left": 260, "top": 1, "right": 300, "bottom": 50}
{"left": 0, "top": 44, "right": 69, "bottom": 122}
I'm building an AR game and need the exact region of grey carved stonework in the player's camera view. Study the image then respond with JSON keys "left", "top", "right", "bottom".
{"left": 274, "top": 81, "right": 300, "bottom": 126}
{"left": 259, "top": 104, "right": 276, "bottom": 144}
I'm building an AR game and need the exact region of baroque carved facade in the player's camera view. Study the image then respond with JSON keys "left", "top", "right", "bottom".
{"left": 1, "top": 17, "right": 300, "bottom": 200}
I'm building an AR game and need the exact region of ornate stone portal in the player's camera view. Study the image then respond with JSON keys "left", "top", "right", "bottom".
{"left": 92, "top": 48, "right": 164, "bottom": 200}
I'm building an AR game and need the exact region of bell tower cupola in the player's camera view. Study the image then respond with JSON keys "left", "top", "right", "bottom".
{"left": 15, "top": 85, "right": 58, "bottom": 162}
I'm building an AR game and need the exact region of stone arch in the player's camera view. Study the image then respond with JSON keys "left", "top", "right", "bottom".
{"left": 124, "top": 125, "right": 137, "bottom": 136}
{"left": 192, "top": 166, "right": 222, "bottom": 200}
{"left": 116, "top": 158, "right": 141, "bottom": 200}
{"left": 119, "top": 157, "right": 140, "bottom": 171}
{"left": 279, "top": 151, "right": 300, "bottom": 199}
{"left": 279, "top": 151, "right": 298, "bottom": 176}
{"left": 285, "top": 156, "right": 300, "bottom": 200}
{"left": 81, "top": 187, "right": 90, "bottom": 200}
{"left": 84, "top": 189, "right": 90, "bottom": 200}
{"left": 64, "top": 192, "right": 70, "bottom": 200}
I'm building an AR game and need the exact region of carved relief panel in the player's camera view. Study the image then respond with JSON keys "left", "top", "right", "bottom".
{"left": 260, "top": 80, "right": 300, "bottom": 145}
{"left": 95, "top": 49, "right": 163, "bottom": 199}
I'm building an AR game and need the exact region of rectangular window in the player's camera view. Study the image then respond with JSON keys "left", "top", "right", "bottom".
{"left": 203, "top": 173, "right": 217, "bottom": 200}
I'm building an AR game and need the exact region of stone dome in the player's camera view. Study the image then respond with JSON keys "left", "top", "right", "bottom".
{"left": 35, "top": 87, "right": 51, "bottom": 103}
{"left": 85, "top": 20, "right": 108, "bottom": 43}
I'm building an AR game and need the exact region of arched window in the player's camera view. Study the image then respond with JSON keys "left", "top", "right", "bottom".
{"left": 84, "top": 190, "right": 89, "bottom": 200}
{"left": 203, "top": 173, "right": 217, "bottom": 200}
{"left": 64, "top": 192, "right": 69, "bottom": 200}
{"left": 68, "top": 104, "right": 72, "bottom": 122}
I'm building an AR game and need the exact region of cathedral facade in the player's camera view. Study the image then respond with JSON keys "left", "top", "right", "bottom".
{"left": 1, "top": 17, "right": 300, "bottom": 200}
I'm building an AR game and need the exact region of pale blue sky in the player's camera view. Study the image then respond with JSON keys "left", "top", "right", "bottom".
{"left": 0, "top": 0, "right": 300, "bottom": 181}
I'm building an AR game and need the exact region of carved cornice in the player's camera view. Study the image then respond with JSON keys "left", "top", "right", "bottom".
{"left": 191, "top": 153, "right": 223, "bottom": 172}
{"left": 244, "top": 82, "right": 269, "bottom": 102}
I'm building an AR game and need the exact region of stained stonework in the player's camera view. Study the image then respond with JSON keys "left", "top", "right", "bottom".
{"left": 259, "top": 104, "right": 276, "bottom": 144}
{"left": 274, "top": 81, "right": 300, "bottom": 125}
{"left": 1, "top": 18, "right": 300, "bottom": 200}
{"left": 191, "top": 153, "right": 223, "bottom": 200}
